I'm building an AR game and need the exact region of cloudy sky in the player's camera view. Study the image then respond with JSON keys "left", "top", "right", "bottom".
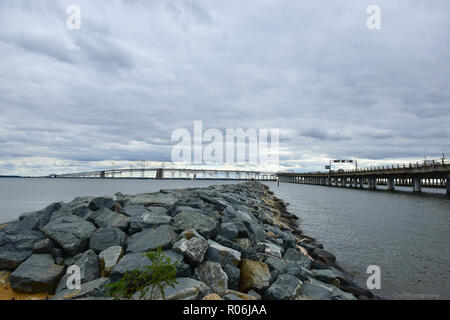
{"left": 0, "top": 0, "right": 449, "bottom": 176}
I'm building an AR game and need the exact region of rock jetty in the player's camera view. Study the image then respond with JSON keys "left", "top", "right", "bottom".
{"left": 0, "top": 182, "right": 376, "bottom": 300}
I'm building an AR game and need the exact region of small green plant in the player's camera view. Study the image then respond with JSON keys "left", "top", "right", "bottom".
{"left": 107, "top": 247, "right": 178, "bottom": 300}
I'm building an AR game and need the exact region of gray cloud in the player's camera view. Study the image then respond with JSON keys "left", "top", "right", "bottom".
{"left": 0, "top": 0, "right": 449, "bottom": 175}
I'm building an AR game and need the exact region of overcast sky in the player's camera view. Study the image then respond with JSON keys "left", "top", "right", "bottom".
{"left": 0, "top": 0, "right": 449, "bottom": 176}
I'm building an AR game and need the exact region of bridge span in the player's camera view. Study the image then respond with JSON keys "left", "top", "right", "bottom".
{"left": 278, "top": 161, "right": 450, "bottom": 195}
{"left": 50, "top": 167, "right": 277, "bottom": 181}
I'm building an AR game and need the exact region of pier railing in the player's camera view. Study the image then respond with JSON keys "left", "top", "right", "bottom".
{"left": 277, "top": 161, "right": 450, "bottom": 195}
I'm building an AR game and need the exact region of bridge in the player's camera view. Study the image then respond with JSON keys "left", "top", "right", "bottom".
{"left": 49, "top": 167, "right": 277, "bottom": 181}
{"left": 277, "top": 160, "right": 450, "bottom": 195}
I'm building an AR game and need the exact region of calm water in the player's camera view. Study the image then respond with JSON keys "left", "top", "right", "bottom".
{"left": 1, "top": 178, "right": 449, "bottom": 299}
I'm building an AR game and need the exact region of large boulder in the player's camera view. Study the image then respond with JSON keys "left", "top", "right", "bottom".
{"left": 55, "top": 249, "right": 99, "bottom": 293}
{"left": 312, "top": 248, "right": 336, "bottom": 264}
{"left": 32, "top": 238, "right": 54, "bottom": 254}
{"left": 121, "top": 204, "right": 149, "bottom": 217}
{"left": 126, "top": 225, "right": 177, "bottom": 253}
{"left": 286, "top": 261, "right": 312, "bottom": 280}
{"left": 129, "top": 208, "right": 172, "bottom": 234}
{"left": 223, "top": 264, "right": 240, "bottom": 291}
{"left": 218, "top": 222, "right": 239, "bottom": 241}
{"left": 41, "top": 215, "right": 97, "bottom": 256}
{"left": 312, "top": 269, "right": 339, "bottom": 284}
{"left": 264, "top": 256, "right": 288, "bottom": 274}
{"left": 110, "top": 253, "right": 153, "bottom": 282}
{"left": 99, "top": 246, "right": 124, "bottom": 277}
{"left": 14, "top": 202, "right": 63, "bottom": 231}
{"left": 172, "top": 237, "right": 209, "bottom": 266}
{"left": 257, "top": 242, "right": 284, "bottom": 259}
{"left": 52, "top": 277, "right": 110, "bottom": 300}
{"left": 88, "top": 208, "right": 130, "bottom": 231}
{"left": 263, "top": 273, "right": 303, "bottom": 300}
{"left": 239, "top": 259, "right": 271, "bottom": 293}
{"left": 88, "top": 197, "right": 115, "bottom": 211}
{"left": 127, "top": 193, "right": 178, "bottom": 207}
{"left": 195, "top": 261, "right": 228, "bottom": 296}
{"left": 205, "top": 240, "right": 241, "bottom": 267}
{"left": 163, "top": 249, "right": 192, "bottom": 277}
{"left": 300, "top": 278, "right": 357, "bottom": 300}
{"left": 133, "top": 277, "right": 211, "bottom": 300}
{"left": 172, "top": 209, "right": 219, "bottom": 239}
{"left": 283, "top": 248, "right": 313, "bottom": 269}
{"left": 243, "top": 221, "right": 266, "bottom": 245}
{"left": 9, "top": 254, "right": 65, "bottom": 293}
{"left": 89, "top": 227, "right": 127, "bottom": 253}
{"left": 0, "top": 230, "right": 45, "bottom": 270}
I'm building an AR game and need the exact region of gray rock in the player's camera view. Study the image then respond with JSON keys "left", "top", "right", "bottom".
{"left": 112, "top": 192, "right": 126, "bottom": 205}
{"left": 199, "top": 194, "right": 230, "bottom": 210}
{"left": 241, "top": 248, "right": 260, "bottom": 261}
{"left": 222, "top": 206, "right": 237, "bottom": 220}
{"left": 127, "top": 193, "right": 179, "bottom": 207}
{"left": 16, "top": 202, "right": 63, "bottom": 231}
{"left": 264, "top": 256, "right": 288, "bottom": 274}
{"left": 269, "top": 269, "right": 280, "bottom": 285}
{"left": 312, "top": 269, "right": 339, "bottom": 284}
{"left": 126, "top": 225, "right": 177, "bottom": 253}
{"left": 32, "top": 238, "right": 54, "bottom": 254}
{"left": 173, "top": 237, "right": 209, "bottom": 266}
{"left": 89, "top": 197, "right": 115, "bottom": 211}
{"left": 218, "top": 222, "right": 239, "bottom": 241}
{"left": 234, "top": 238, "right": 252, "bottom": 249}
{"left": 163, "top": 249, "right": 192, "bottom": 277}
{"left": 41, "top": 215, "right": 97, "bottom": 256}
{"left": 133, "top": 277, "right": 211, "bottom": 300}
{"left": 223, "top": 264, "right": 240, "bottom": 291}
{"left": 205, "top": 240, "right": 241, "bottom": 266}
{"left": 110, "top": 253, "right": 153, "bottom": 282}
{"left": 312, "top": 248, "right": 336, "bottom": 263}
{"left": 89, "top": 227, "right": 127, "bottom": 253}
{"left": 258, "top": 242, "right": 284, "bottom": 258}
{"left": 213, "top": 235, "right": 243, "bottom": 252}
{"left": 172, "top": 209, "right": 219, "bottom": 239}
{"left": 55, "top": 249, "right": 100, "bottom": 293}
{"left": 195, "top": 261, "right": 228, "bottom": 296}
{"left": 301, "top": 278, "right": 357, "bottom": 300}
{"left": 129, "top": 209, "right": 172, "bottom": 234}
{"left": 286, "top": 261, "right": 312, "bottom": 280}
{"left": 243, "top": 221, "right": 266, "bottom": 245}
{"left": 99, "top": 246, "right": 124, "bottom": 276}
{"left": 53, "top": 277, "right": 110, "bottom": 300}
{"left": 283, "top": 248, "right": 313, "bottom": 269}
{"left": 263, "top": 273, "right": 303, "bottom": 300}
{"left": 89, "top": 208, "right": 130, "bottom": 231}
{"left": 10, "top": 254, "right": 65, "bottom": 293}
{"left": 180, "top": 229, "right": 206, "bottom": 241}
{"left": 121, "top": 204, "right": 149, "bottom": 217}
{"left": 0, "top": 230, "right": 45, "bottom": 270}
{"left": 247, "top": 289, "right": 261, "bottom": 300}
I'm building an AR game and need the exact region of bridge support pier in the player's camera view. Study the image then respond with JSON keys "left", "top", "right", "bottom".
{"left": 413, "top": 177, "right": 422, "bottom": 193}
{"left": 368, "top": 177, "right": 377, "bottom": 190}
{"left": 359, "top": 177, "right": 364, "bottom": 188}
{"left": 447, "top": 177, "right": 450, "bottom": 195}
{"left": 155, "top": 168, "right": 164, "bottom": 180}
{"left": 387, "top": 177, "right": 395, "bottom": 191}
